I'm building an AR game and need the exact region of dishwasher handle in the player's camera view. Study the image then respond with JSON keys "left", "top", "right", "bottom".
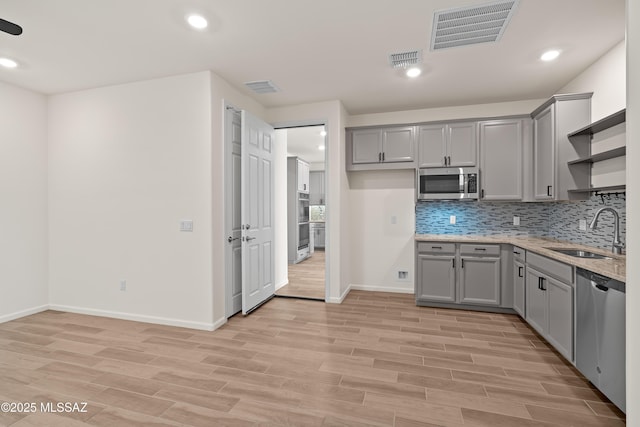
{"left": 595, "top": 283, "right": 609, "bottom": 292}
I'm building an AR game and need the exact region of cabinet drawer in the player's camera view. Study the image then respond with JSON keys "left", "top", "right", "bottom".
{"left": 512, "top": 246, "right": 526, "bottom": 262}
{"left": 460, "top": 244, "right": 500, "bottom": 257}
{"left": 417, "top": 242, "right": 455, "bottom": 254}
{"left": 527, "top": 252, "right": 573, "bottom": 284}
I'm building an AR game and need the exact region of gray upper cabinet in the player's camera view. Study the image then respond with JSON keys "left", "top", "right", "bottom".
{"left": 531, "top": 93, "right": 592, "bottom": 201}
{"left": 309, "top": 171, "right": 325, "bottom": 205}
{"left": 480, "top": 119, "right": 526, "bottom": 200}
{"left": 418, "top": 122, "right": 477, "bottom": 168}
{"left": 347, "top": 126, "right": 415, "bottom": 171}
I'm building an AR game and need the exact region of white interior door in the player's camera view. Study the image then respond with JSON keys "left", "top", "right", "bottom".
{"left": 241, "top": 110, "right": 275, "bottom": 314}
{"left": 225, "top": 109, "right": 243, "bottom": 317}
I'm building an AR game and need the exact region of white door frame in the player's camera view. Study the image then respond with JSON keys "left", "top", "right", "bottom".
{"left": 273, "top": 120, "right": 329, "bottom": 302}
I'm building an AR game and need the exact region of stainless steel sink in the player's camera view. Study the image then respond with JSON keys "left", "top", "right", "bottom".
{"left": 547, "top": 248, "right": 612, "bottom": 260}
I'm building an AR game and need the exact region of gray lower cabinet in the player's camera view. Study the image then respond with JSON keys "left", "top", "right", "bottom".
{"left": 513, "top": 259, "right": 526, "bottom": 317}
{"left": 416, "top": 242, "right": 500, "bottom": 308}
{"left": 417, "top": 253, "right": 456, "bottom": 302}
{"left": 525, "top": 258, "right": 574, "bottom": 361}
{"left": 459, "top": 256, "right": 501, "bottom": 306}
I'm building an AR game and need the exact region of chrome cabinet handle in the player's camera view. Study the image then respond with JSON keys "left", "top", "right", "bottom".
{"left": 547, "top": 185, "right": 552, "bottom": 197}
{"left": 518, "top": 266, "right": 523, "bottom": 278}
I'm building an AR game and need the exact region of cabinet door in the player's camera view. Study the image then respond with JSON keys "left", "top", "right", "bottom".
{"left": 352, "top": 129, "right": 382, "bottom": 164}
{"left": 513, "top": 260, "right": 525, "bottom": 317}
{"left": 297, "top": 160, "right": 310, "bottom": 192}
{"left": 309, "top": 171, "right": 324, "bottom": 205}
{"left": 417, "top": 255, "right": 456, "bottom": 302}
{"left": 459, "top": 257, "right": 501, "bottom": 306}
{"left": 480, "top": 120, "right": 522, "bottom": 200}
{"left": 382, "top": 126, "right": 414, "bottom": 163}
{"left": 417, "top": 124, "right": 447, "bottom": 167}
{"left": 546, "top": 277, "right": 573, "bottom": 361}
{"left": 448, "top": 122, "right": 477, "bottom": 167}
{"left": 316, "top": 227, "right": 325, "bottom": 248}
{"left": 525, "top": 268, "right": 547, "bottom": 336}
{"left": 533, "top": 104, "right": 555, "bottom": 200}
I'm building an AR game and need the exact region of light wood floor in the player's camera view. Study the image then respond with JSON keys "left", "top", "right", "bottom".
{"left": 276, "top": 250, "right": 325, "bottom": 300}
{"left": 0, "top": 291, "right": 625, "bottom": 426}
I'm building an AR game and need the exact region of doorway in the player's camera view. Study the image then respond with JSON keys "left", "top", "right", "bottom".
{"left": 274, "top": 125, "right": 327, "bottom": 301}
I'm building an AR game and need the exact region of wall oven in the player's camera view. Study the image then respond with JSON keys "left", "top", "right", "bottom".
{"left": 298, "top": 193, "right": 309, "bottom": 223}
{"left": 418, "top": 167, "right": 479, "bottom": 200}
{"left": 298, "top": 223, "right": 310, "bottom": 249}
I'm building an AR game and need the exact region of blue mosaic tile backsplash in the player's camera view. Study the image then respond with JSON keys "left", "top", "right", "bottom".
{"left": 416, "top": 195, "right": 626, "bottom": 251}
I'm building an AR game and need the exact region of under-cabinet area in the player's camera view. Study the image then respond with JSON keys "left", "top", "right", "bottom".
{"left": 415, "top": 234, "right": 627, "bottom": 412}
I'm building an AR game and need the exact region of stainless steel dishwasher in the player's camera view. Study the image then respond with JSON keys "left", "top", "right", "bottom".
{"left": 576, "top": 268, "right": 626, "bottom": 412}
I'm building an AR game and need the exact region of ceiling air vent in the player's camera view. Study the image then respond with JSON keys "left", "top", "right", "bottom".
{"left": 389, "top": 50, "right": 422, "bottom": 68}
{"left": 430, "top": 0, "right": 519, "bottom": 50}
{"left": 244, "top": 80, "right": 279, "bottom": 94}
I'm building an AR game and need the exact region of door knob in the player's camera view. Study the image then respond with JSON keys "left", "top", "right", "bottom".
{"left": 245, "top": 237, "right": 256, "bottom": 241}
{"left": 227, "top": 236, "right": 239, "bottom": 243}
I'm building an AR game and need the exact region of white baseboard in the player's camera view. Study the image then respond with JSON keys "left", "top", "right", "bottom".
{"left": 275, "top": 279, "right": 289, "bottom": 291}
{"left": 48, "top": 304, "right": 216, "bottom": 331}
{"left": 0, "top": 304, "right": 49, "bottom": 324}
{"left": 349, "top": 284, "right": 414, "bottom": 294}
{"left": 327, "top": 284, "right": 351, "bottom": 304}
{"left": 212, "top": 316, "right": 227, "bottom": 330}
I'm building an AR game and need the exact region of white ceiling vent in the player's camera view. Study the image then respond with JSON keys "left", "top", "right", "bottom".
{"left": 430, "top": 0, "right": 519, "bottom": 50}
{"left": 389, "top": 50, "right": 423, "bottom": 68}
{"left": 244, "top": 80, "right": 280, "bottom": 94}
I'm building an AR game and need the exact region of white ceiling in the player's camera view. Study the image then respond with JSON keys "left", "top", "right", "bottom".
{"left": 0, "top": 0, "right": 625, "bottom": 115}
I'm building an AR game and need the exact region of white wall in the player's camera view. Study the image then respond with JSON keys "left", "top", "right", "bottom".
{"left": 347, "top": 99, "right": 545, "bottom": 127}
{"left": 266, "top": 101, "right": 349, "bottom": 302}
{"left": 48, "top": 72, "right": 215, "bottom": 330}
{"left": 348, "top": 170, "right": 415, "bottom": 293}
{"left": 560, "top": 40, "right": 626, "bottom": 122}
{"left": 0, "top": 82, "right": 49, "bottom": 322}
{"left": 274, "top": 129, "right": 288, "bottom": 289}
{"left": 625, "top": 0, "right": 638, "bottom": 422}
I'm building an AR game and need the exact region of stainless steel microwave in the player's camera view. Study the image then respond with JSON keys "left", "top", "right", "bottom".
{"left": 417, "top": 167, "right": 479, "bottom": 200}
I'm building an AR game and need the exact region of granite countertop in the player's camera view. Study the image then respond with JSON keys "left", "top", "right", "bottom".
{"left": 415, "top": 234, "right": 626, "bottom": 282}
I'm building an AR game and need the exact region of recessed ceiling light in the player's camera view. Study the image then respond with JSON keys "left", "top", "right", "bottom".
{"left": 541, "top": 50, "right": 560, "bottom": 61}
{"left": 318, "top": 145, "right": 325, "bottom": 151}
{"left": 0, "top": 57, "right": 18, "bottom": 68}
{"left": 406, "top": 67, "right": 422, "bottom": 78}
{"left": 320, "top": 130, "right": 327, "bottom": 137}
{"left": 187, "top": 14, "right": 208, "bottom": 30}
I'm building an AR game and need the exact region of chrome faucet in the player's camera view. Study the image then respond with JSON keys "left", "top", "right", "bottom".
{"left": 589, "top": 207, "right": 624, "bottom": 255}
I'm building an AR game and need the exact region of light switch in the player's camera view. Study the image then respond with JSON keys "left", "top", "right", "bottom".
{"left": 180, "top": 220, "right": 193, "bottom": 232}
{"left": 449, "top": 215, "right": 456, "bottom": 225}
{"left": 513, "top": 216, "right": 520, "bottom": 226}
{"left": 579, "top": 219, "right": 587, "bottom": 231}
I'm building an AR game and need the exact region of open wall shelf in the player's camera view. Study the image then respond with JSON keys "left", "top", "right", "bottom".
{"left": 568, "top": 185, "right": 626, "bottom": 194}
{"left": 568, "top": 146, "right": 626, "bottom": 165}
{"left": 568, "top": 109, "right": 626, "bottom": 138}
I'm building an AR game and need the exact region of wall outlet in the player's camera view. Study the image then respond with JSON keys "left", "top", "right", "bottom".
{"left": 398, "top": 271, "right": 409, "bottom": 280}
{"left": 120, "top": 280, "right": 127, "bottom": 291}
{"left": 180, "top": 220, "right": 193, "bottom": 232}
{"left": 579, "top": 219, "right": 587, "bottom": 231}
{"left": 513, "top": 216, "right": 520, "bottom": 226}
{"left": 449, "top": 215, "right": 456, "bottom": 225}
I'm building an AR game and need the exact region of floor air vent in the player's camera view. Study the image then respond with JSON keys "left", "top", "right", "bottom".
{"left": 244, "top": 80, "right": 279, "bottom": 94}
{"left": 430, "top": 0, "right": 519, "bottom": 50}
